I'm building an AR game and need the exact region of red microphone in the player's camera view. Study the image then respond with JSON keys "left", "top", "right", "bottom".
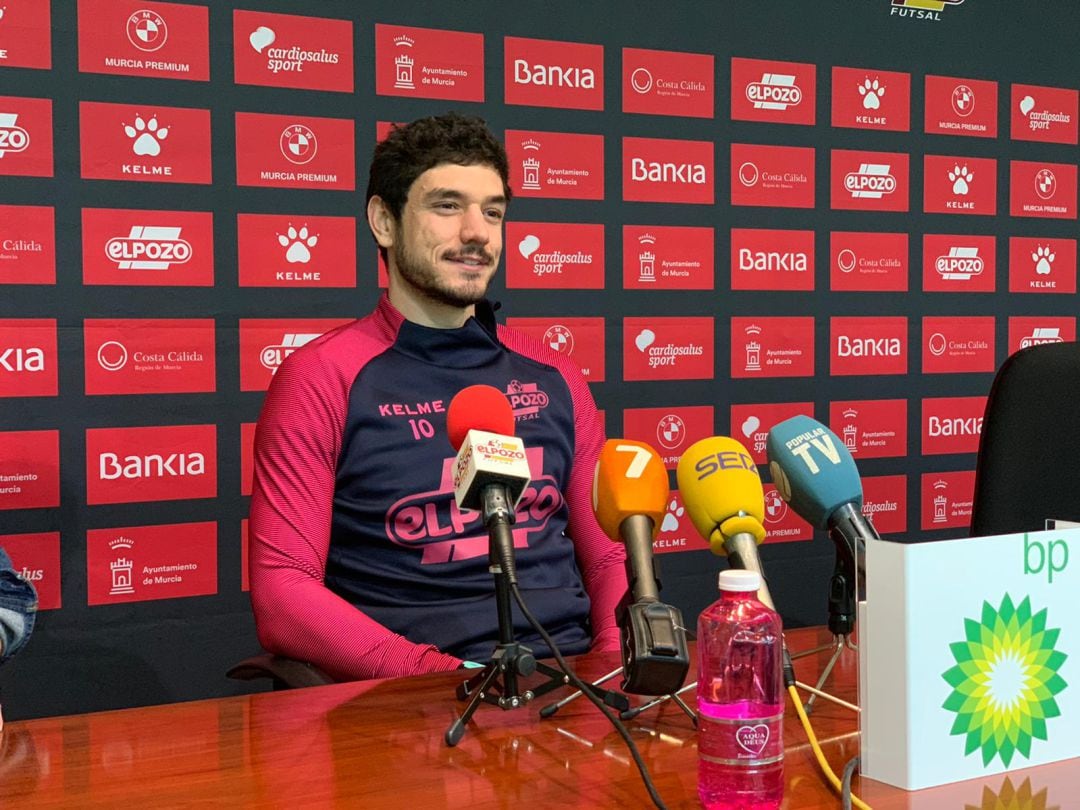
{"left": 447, "top": 384, "right": 515, "bottom": 450}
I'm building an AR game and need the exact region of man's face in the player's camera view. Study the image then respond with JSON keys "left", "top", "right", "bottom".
{"left": 389, "top": 163, "right": 507, "bottom": 310}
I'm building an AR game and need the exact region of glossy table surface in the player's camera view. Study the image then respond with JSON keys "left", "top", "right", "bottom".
{"left": 1, "top": 626, "right": 1077, "bottom": 808}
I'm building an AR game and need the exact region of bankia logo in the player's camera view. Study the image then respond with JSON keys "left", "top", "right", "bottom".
{"left": 84, "top": 319, "right": 216, "bottom": 395}
{"left": 921, "top": 396, "right": 986, "bottom": 455}
{"left": 506, "top": 223, "right": 604, "bottom": 289}
{"left": 623, "top": 317, "right": 713, "bottom": 382}
{"left": 832, "top": 66, "right": 911, "bottom": 132}
{"left": 237, "top": 214, "right": 356, "bottom": 288}
{"left": 506, "top": 130, "right": 604, "bottom": 200}
{"left": 924, "top": 75, "right": 997, "bottom": 138}
{"left": 831, "top": 149, "right": 909, "bottom": 212}
{"left": 921, "top": 316, "right": 995, "bottom": 374}
{"left": 1009, "top": 237, "right": 1077, "bottom": 294}
{"left": 86, "top": 522, "right": 217, "bottom": 605}
{"left": 730, "top": 228, "right": 814, "bottom": 292}
{"left": 623, "top": 136, "right": 713, "bottom": 204}
{"left": 731, "top": 402, "right": 814, "bottom": 465}
{"left": 78, "top": 1, "right": 209, "bottom": 81}
{"left": 830, "top": 232, "right": 908, "bottom": 292}
{"left": 889, "top": 0, "right": 965, "bottom": 21}
{"left": 79, "top": 101, "right": 211, "bottom": 184}
{"left": 830, "top": 317, "right": 908, "bottom": 376}
{"left": 375, "top": 24, "right": 484, "bottom": 102}
{"left": 622, "top": 225, "right": 713, "bottom": 290}
{"left": 861, "top": 476, "right": 906, "bottom": 535}
{"left": 1010, "top": 161, "right": 1078, "bottom": 220}
{"left": 504, "top": 317, "right": 606, "bottom": 381}
{"left": 920, "top": 471, "right": 975, "bottom": 530}
{"left": 238, "top": 318, "right": 353, "bottom": 391}
{"left": 82, "top": 208, "right": 213, "bottom": 287}
{"left": 923, "top": 155, "right": 996, "bottom": 215}
{"left": 0, "top": 430, "right": 59, "bottom": 510}
{"left": 85, "top": 424, "right": 217, "bottom": 504}
{"left": 0, "top": 2, "right": 51, "bottom": 69}
{"left": 1011, "top": 83, "right": 1078, "bottom": 145}
{"left": 235, "top": 112, "right": 354, "bottom": 190}
{"left": 730, "top": 56, "right": 816, "bottom": 126}
{"left": 731, "top": 317, "right": 814, "bottom": 379}
{"left": 0, "top": 204, "right": 55, "bottom": 285}
{"left": 828, "top": 399, "right": 907, "bottom": 459}
{"left": 234, "top": 9, "right": 352, "bottom": 92}
{"left": 922, "top": 234, "right": 996, "bottom": 293}
{"left": 0, "top": 318, "right": 57, "bottom": 397}
{"left": 622, "top": 47, "right": 713, "bottom": 118}
{"left": 1007, "top": 317, "right": 1076, "bottom": 354}
{"left": 505, "top": 36, "right": 603, "bottom": 111}
{"left": 623, "top": 406, "right": 713, "bottom": 470}
{"left": 730, "top": 143, "right": 814, "bottom": 209}
{"left": 0, "top": 532, "right": 61, "bottom": 610}
{"left": 0, "top": 96, "right": 53, "bottom": 177}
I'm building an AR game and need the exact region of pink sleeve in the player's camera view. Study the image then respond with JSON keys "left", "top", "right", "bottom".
{"left": 248, "top": 343, "right": 462, "bottom": 681}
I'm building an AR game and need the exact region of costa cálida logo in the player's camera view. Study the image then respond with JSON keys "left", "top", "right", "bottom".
{"left": 235, "top": 111, "right": 355, "bottom": 190}
{"left": 730, "top": 317, "right": 814, "bottom": 379}
{"left": 504, "top": 36, "right": 603, "bottom": 110}
{"left": 730, "top": 56, "right": 816, "bottom": 126}
{"left": 921, "top": 316, "right": 995, "bottom": 374}
{"left": 376, "top": 23, "right": 484, "bottom": 102}
{"left": 921, "top": 397, "right": 986, "bottom": 456}
{"left": 831, "top": 66, "right": 910, "bottom": 131}
{"left": 1009, "top": 160, "right": 1078, "bottom": 220}
{"left": 730, "top": 143, "right": 814, "bottom": 208}
{"left": 923, "top": 154, "right": 997, "bottom": 215}
{"left": 0, "top": 318, "right": 57, "bottom": 397}
{"left": 0, "top": 2, "right": 51, "bottom": 69}
{"left": 922, "top": 234, "right": 996, "bottom": 293}
{"left": 828, "top": 399, "right": 907, "bottom": 459}
{"left": 0, "top": 430, "right": 59, "bottom": 510}
{"left": 86, "top": 424, "right": 217, "bottom": 504}
{"left": 505, "top": 130, "right": 604, "bottom": 200}
{"left": 0, "top": 532, "right": 61, "bottom": 610}
{"left": 623, "top": 317, "right": 713, "bottom": 382}
{"left": 86, "top": 521, "right": 217, "bottom": 605}
{"left": 84, "top": 318, "right": 216, "bottom": 395}
{"left": 1007, "top": 317, "right": 1076, "bottom": 355}
{"left": 830, "top": 231, "right": 908, "bottom": 292}
{"left": 235, "top": 9, "right": 352, "bottom": 92}
{"left": 623, "top": 405, "right": 714, "bottom": 470}
{"left": 924, "top": 75, "right": 997, "bottom": 138}
{"left": 730, "top": 228, "right": 814, "bottom": 291}
{"left": 82, "top": 207, "right": 213, "bottom": 286}
{"left": 503, "top": 317, "right": 606, "bottom": 382}
{"left": 238, "top": 318, "right": 353, "bottom": 391}
{"left": 861, "top": 476, "right": 907, "bottom": 535}
{"left": 830, "top": 317, "right": 908, "bottom": 376}
{"left": 0, "top": 95, "right": 53, "bottom": 177}
{"left": 622, "top": 46, "right": 714, "bottom": 118}
{"left": 622, "top": 225, "right": 713, "bottom": 290}
{"left": 237, "top": 213, "right": 356, "bottom": 288}
{"left": 1011, "top": 83, "right": 1078, "bottom": 145}
{"left": 78, "top": 0, "right": 210, "bottom": 81}
{"left": 831, "top": 149, "right": 909, "bottom": 211}
{"left": 920, "top": 471, "right": 975, "bottom": 530}
{"left": 505, "top": 222, "right": 604, "bottom": 289}
{"left": 79, "top": 101, "right": 211, "bottom": 184}
{"left": 731, "top": 402, "right": 814, "bottom": 465}
{"left": 623, "top": 136, "right": 713, "bottom": 204}
{"left": 1008, "top": 236, "right": 1077, "bottom": 294}
{"left": 0, "top": 204, "right": 55, "bottom": 285}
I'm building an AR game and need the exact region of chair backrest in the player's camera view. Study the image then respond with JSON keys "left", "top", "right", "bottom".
{"left": 971, "top": 341, "right": 1080, "bottom": 537}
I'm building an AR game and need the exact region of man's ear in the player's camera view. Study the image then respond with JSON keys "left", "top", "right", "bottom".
{"left": 367, "top": 196, "right": 396, "bottom": 250}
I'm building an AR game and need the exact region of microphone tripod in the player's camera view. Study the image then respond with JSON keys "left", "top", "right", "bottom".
{"left": 445, "top": 486, "right": 628, "bottom": 746}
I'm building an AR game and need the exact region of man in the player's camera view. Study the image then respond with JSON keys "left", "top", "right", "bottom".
{"left": 249, "top": 113, "right": 626, "bottom": 681}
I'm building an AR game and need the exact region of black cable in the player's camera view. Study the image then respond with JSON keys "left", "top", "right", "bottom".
{"left": 510, "top": 583, "right": 669, "bottom": 810}
{"left": 841, "top": 755, "right": 860, "bottom": 810}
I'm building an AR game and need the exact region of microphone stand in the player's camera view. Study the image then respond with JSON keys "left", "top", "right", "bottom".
{"left": 445, "top": 486, "right": 628, "bottom": 746}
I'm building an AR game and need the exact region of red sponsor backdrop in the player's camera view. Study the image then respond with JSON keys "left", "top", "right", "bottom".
{"left": 829, "top": 316, "right": 908, "bottom": 376}
{"left": 83, "top": 319, "right": 217, "bottom": 395}
{"left": 1009, "top": 160, "right": 1078, "bottom": 220}
{"left": 1007, "top": 316, "right": 1077, "bottom": 355}
{"left": 505, "top": 222, "right": 604, "bottom": 289}
{"left": 622, "top": 47, "right": 714, "bottom": 119}
{"left": 922, "top": 154, "right": 997, "bottom": 216}
{"left": 730, "top": 317, "right": 814, "bottom": 379}
{"left": 506, "top": 130, "right": 604, "bottom": 200}
{"left": 921, "top": 316, "right": 996, "bottom": 374}
{"left": 828, "top": 399, "right": 907, "bottom": 459}
{"left": 0, "top": 430, "right": 59, "bottom": 510}
{"left": 652, "top": 491, "right": 709, "bottom": 555}
{"left": 503, "top": 317, "right": 606, "bottom": 382}
{"left": 240, "top": 423, "right": 256, "bottom": 496}
{"left": 862, "top": 475, "right": 907, "bottom": 535}
{"left": 831, "top": 66, "right": 911, "bottom": 132}
{"left": 921, "top": 397, "right": 987, "bottom": 456}
{"left": 0, "top": 2, "right": 52, "bottom": 69}
{"left": 623, "top": 317, "right": 714, "bottom": 382}
{"left": 1009, "top": 237, "right": 1078, "bottom": 295}
{"left": 234, "top": 112, "right": 355, "bottom": 190}
{"left": 623, "top": 406, "right": 714, "bottom": 471}
{"left": 830, "top": 149, "right": 909, "bottom": 212}
{"left": 730, "top": 56, "right": 816, "bottom": 126}
{"left": 234, "top": 10, "right": 353, "bottom": 92}
{"left": 921, "top": 471, "right": 975, "bottom": 530}
{"left": 830, "top": 231, "right": 908, "bottom": 292}
{"left": 624, "top": 136, "right": 714, "bottom": 204}
{"left": 924, "top": 75, "right": 998, "bottom": 138}
{"left": 375, "top": 23, "right": 484, "bottom": 102}
{"left": 81, "top": 208, "right": 214, "bottom": 287}
{"left": 1, "top": 531, "right": 61, "bottom": 610}
{"left": 623, "top": 225, "right": 713, "bottom": 290}
{"left": 237, "top": 214, "right": 357, "bottom": 288}
{"left": 1010, "top": 83, "right": 1078, "bottom": 145}
{"left": 78, "top": 0, "right": 210, "bottom": 81}
{"left": 922, "top": 234, "right": 996, "bottom": 293}
{"left": 0, "top": 95, "right": 54, "bottom": 177}
{"left": 762, "top": 485, "right": 813, "bottom": 543}
{"left": 504, "top": 36, "right": 603, "bottom": 111}
{"left": 0, "top": 204, "right": 56, "bottom": 285}
{"left": 730, "top": 143, "right": 814, "bottom": 209}
{"left": 730, "top": 229, "right": 814, "bottom": 291}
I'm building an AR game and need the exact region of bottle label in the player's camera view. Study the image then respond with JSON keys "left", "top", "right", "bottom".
{"left": 699, "top": 712, "right": 783, "bottom": 766}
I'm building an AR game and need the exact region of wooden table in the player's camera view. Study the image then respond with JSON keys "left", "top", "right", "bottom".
{"left": 1, "top": 627, "right": 1077, "bottom": 808}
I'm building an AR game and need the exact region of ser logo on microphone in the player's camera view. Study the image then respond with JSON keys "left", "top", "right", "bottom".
{"left": 694, "top": 449, "right": 756, "bottom": 481}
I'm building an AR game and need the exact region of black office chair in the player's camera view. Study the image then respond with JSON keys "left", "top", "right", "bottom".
{"left": 227, "top": 653, "right": 335, "bottom": 690}
{"left": 970, "top": 341, "right": 1080, "bottom": 536}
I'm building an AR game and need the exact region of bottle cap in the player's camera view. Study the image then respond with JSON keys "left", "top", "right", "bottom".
{"left": 718, "top": 569, "right": 761, "bottom": 592}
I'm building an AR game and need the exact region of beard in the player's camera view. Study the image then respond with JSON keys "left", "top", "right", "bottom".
{"left": 391, "top": 236, "right": 496, "bottom": 310}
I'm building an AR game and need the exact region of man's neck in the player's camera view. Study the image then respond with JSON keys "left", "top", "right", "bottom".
{"left": 386, "top": 280, "right": 475, "bottom": 329}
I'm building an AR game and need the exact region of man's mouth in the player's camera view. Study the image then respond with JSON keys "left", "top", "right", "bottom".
{"left": 444, "top": 252, "right": 492, "bottom": 268}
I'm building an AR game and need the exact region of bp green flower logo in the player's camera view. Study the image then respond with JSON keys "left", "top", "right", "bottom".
{"left": 942, "top": 594, "right": 1068, "bottom": 767}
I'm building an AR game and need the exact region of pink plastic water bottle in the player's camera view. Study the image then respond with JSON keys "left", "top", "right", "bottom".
{"left": 697, "top": 569, "right": 784, "bottom": 810}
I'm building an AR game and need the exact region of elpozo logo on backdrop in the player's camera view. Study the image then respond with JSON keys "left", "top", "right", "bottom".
{"left": 888, "top": 0, "right": 965, "bottom": 22}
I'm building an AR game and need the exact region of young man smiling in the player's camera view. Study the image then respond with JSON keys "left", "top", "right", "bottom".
{"left": 249, "top": 113, "right": 626, "bottom": 681}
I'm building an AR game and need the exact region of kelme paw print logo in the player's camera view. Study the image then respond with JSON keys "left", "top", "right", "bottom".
{"left": 1033, "top": 245, "right": 1055, "bottom": 276}
{"left": 278, "top": 225, "right": 319, "bottom": 264}
{"left": 859, "top": 78, "right": 885, "bottom": 110}
{"left": 949, "top": 164, "right": 973, "bottom": 195}
{"left": 660, "top": 499, "right": 684, "bottom": 533}
{"left": 124, "top": 114, "right": 168, "bottom": 157}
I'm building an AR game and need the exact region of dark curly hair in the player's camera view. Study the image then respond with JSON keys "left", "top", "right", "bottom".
{"left": 366, "top": 112, "right": 511, "bottom": 227}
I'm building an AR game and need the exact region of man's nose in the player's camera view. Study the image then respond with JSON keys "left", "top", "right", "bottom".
{"left": 460, "top": 205, "right": 490, "bottom": 244}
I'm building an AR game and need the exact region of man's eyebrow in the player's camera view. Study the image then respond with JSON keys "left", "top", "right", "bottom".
{"left": 422, "top": 188, "right": 507, "bottom": 206}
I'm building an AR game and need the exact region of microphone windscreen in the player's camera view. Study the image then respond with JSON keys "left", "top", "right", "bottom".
{"left": 592, "top": 439, "right": 669, "bottom": 542}
{"left": 446, "top": 385, "right": 515, "bottom": 450}
{"left": 765, "top": 415, "right": 863, "bottom": 530}
{"left": 675, "top": 436, "right": 765, "bottom": 554}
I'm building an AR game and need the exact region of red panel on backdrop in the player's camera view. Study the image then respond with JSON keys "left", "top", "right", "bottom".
{"left": 622, "top": 225, "right": 713, "bottom": 290}
{"left": 623, "top": 136, "right": 714, "bottom": 204}
{"left": 0, "top": 318, "right": 57, "bottom": 397}
{"left": 78, "top": 0, "right": 209, "bottom": 81}
{"left": 652, "top": 491, "right": 710, "bottom": 554}
{"left": 234, "top": 9, "right": 353, "bottom": 92}
{"left": 83, "top": 319, "right": 217, "bottom": 395}
{"left": 503, "top": 317, "right": 605, "bottom": 382}
{"left": 923, "top": 154, "right": 997, "bottom": 215}
{"left": 730, "top": 317, "right": 814, "bottom": 379}
{"left": 922, "top": 234, "right": 996, "bottom": 293}
{"left": 82, "top": 208, "right": 214, "bottom": 287}
{"left": 921, "top": 397, "right": 987, "bottom": 456}
{"left": 504, "top": 36, "right": 603, "bottom": 110}
{"left": 729, "top": 402, "right": 814, "bottom": 465}
{"left": 623, "top": 317, "right": 714, "bottom": 381}
{"left": 237, "top": 214, "right": 357, "bottom": 288}
{"left": 1009, "top": 160, "right": 1078, "bottom": 219}
{"left": 924, "top": 75, "right": 998, "bottom": 138}
{"left": 622, "top": 47, "right": 714, "bottom": 118}
{"left": 0, "top": 204, "right": 55, "bottom": 285}
{"left": 1010, "top": 83, "right": 1078, "bottom": 144}
{"left": 0, "top": 95, "right": 53, "bottom": 177}
{"left": 921, "top": 471, "right": 975, "bottom": 530}
{"left": 623, "top": 406, "right": 714, "bottom": 470}
{"left": 730, "top": 229, "right": 814, "bottom": 291}
{"left": 831, "top": 66, "right": 911, "bottom": 131}
{"left": 234, "top": 112, "right": 355, "bottom": 190}
{"left": 1007, "top": 317, "right": 1077, "bottom": 355}
{"left": 0, "top": 2, "right": 52, "bottom": 69}
{"left": 238, "top": 319, "right": 354, "bottom": 391}
{"left": 85, "top": 425, "right": 218, "bottom": 505}
{"left": 505, "top": 130, "right": 604, "bottom": 200}
{"left": 0, "top": 532, "right": 61, "bottom": 609}
{"left": 830, "top": 149, "right": 909, "bottom": 211}
{"left": 829, "top": 232, "right": 908, "bottom": 292}
{"left": 763, "top": 485, "right": 813, "bottom": 543}
{"left": 240, "top": 423, "right": 256, "bottom": 496}
{"left": 829, "top": 317, "right": 908, "bottom": 376}
{"left": 0, "top": 430, "right": 59, "bottom": 510}
{"left": 1008, "top": 237, "right": 1077, "bottom": 294}
{"left": 730, "top": 56, "right": 816, "bottom": 126}
{"left": 505, "top": 222, "right": 604, "bottom": 289}
{"left": 828, "top": 400, "right": 907, "bottom": 459}
{"left": 730, "top": 144, "right": 814, "bottom": 208}
{"left": 862, "top": 475, "right": 907, "bottom": 535}
{"left": 375, "top": 23, "right": 484, "bottom": 102}
{"left": 921, "top": 316, "right": 996, "bottom": 374}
